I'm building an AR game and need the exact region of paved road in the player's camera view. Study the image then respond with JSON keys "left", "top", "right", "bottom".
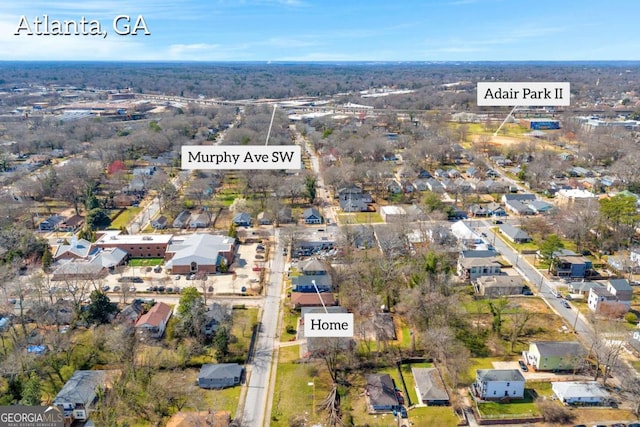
{"left": 477, "top": 220, "right": 593, "bottom": 339}
{"left": 241, "top": 228, "right": 285, "bottom": 427}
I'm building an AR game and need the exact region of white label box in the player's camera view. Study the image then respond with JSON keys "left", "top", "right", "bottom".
{"left": 477, "top": 82, "right": 570, "bottom": 106}
{"left": 181, "top": 145, "right": 301, "bottom": 170}
{"left": 304, "top": 313, "right": 354, "bottom": 338}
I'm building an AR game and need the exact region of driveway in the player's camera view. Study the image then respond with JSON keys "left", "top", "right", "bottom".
{"left": 492, "top": 361, "right": 592, "bottom": 381}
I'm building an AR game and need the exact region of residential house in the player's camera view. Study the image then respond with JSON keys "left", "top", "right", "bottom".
{"left": 568, "top": 281, "right": 603, "bottom": 296}
{"left": 166, "top": 411, "right": 231, "bottom": 427}
{"left": 556, "top": 189, "right": 598, "bottom": 208}
{"left": 413, "top": 178, "right": 430, "bottom": 192}
{"left": 475, "top": 275, "right": 525, "bottom": 298}
{"left": 151, "top": 215, "right": 168, "bottom": 230}
{"left": 551, "top": 381, "right": 610, "bottom": 406}
{"left": 425, "top": 178, "right": 444, "bottom": 193}
{"left": 277, "top": 206, "right": 293, "bottom": 224}
{"left": 197, "top": 363, "right": 243, "bottom": 389}
{"left": 412, "top": 367, "right": 450, "bottom": 406}
{"left": 232, "top": 212, "right": 252, "bottom": 227}
{"left": 504, "top": 199, "right": 534, "bottom": 216}
{"left": 605, "top": 278, "right": 633, "bottom": 309}
{"left": 551, "top": 253, "right": 592, "bottom": 278}
{"left": 466, "top": 166, "right": 479, "bottom": 178}
{"left": 457, "top": 256, "right": 502, "bottom": 282}
{"left": 502, "top": 193, "right": 537, "bottom": 204}
{"left": 499, "top": 224, "right": 531, "bottom": 243}
{"left": 165, "top": 234, "right": 236, "bottom": 274}
{"left": 135, "top": 302, "right": 172, "bottom": 338}
{"left": 257, "top": 211, "right": 273, "bottom": 225}
{"left": 117, "top": 300, "right": 145, "bottom": 326}
{"left": 528, "top": 200, "right": 554, "bottom": 214}
{"left": 173, "top": 210, "right": 191, "bottom": 229}
{"left": 59, "top": 215, "right": 84, "bottom": 232}
{"left": 385, "top": 179, "right": 403, "bottom": 194}
{"left": 451, "top": 221, "right": 483, "bottom": 245}
{"left": 587, "top": 286, "right": 619, "bottom": 313}
{"left": 364, "top": 373, "right": 400, "bottom": 412}
{"left": 303, "top": 208, "right": 323, "bottom": 224}
{"left": 290, "top": 292, "right": 337, "bottom": 309}
{"left": 290, "top": 259, "right": 331, "bottom": 293}
{"left": 113, "top": 193, "right": 137, "bottom": 207}
{"left": 39, "top": 214, "right": 65, "bottom": 232}
{"left": 53, "top": 370, "right": 108, "bottom": 423}
{"left": 474, "top": 369, "right": 525, "bottom": 400}
{"left": 189, "top": 212, "right": 210, "bottom": 229}
{"left": 202, "top": 303, "right": 230, "bottom": 337}
{"left": 380, "top": 205, "right": 407, "bottom": 223}
{"left": 525, "top": 341, "right": 586, "bottom": 372}
{"left": 468, "top": 204, "right": 490, "bottom": 217}
{"left": 486, "top": 202, "right": 507, "bottom": 217}
{"left": 337, "top": 184, "right": 373, "bottom": 212}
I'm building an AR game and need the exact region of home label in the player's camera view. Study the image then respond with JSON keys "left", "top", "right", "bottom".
{"left": 304, "top": 313, "right": 354, "bottom": 337}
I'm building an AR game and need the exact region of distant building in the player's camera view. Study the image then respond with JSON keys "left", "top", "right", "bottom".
{"left": 413, "top": 367, "right": 450, "bottom": 406}
{"left": 475, "top": 275, "right": 525, "bottom": 298}
{"left": 520, "top": 118, "right": 560, "bottom": 130}
{"left": 364, "top": 373, "right": 400, "bottom": 412}
{"left": 556, "top": 189, "right": 598, "bottom": 208}
{"left": 135, "top": 302, "right": 172, "bottom": 338}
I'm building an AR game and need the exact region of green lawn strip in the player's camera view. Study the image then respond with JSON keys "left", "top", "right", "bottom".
{"left": 228, "top": 308, "right": 258, "bottom": 360}
{"left": 278, "top": 344, "right": 300, "bottom": 363}
{"left": 271, "top": 361, "right": 328, "bottom": 426}
{"left": 110, "top": 207, "right": 142, "bottom": 229}
{"left": 527, "top": 381, "right": 554, "bottom": 398}
{"left": 409, "top": 406, "right": 459, "bottom": 427}
{"left": 280, "top": 308, "right": 299, "bottom": 342}
{"left": 476, "top": 391, "right": 539, "bottom": 419}
{"left": 129, "top": 258, "right": 164, "bottom": 267}
{"left": 336, "top": 212, "right": 383, "bottom": 224}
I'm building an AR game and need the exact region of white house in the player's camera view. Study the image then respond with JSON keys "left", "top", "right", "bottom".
{"left": 587, "top": 286, "right": 618, "bottom": 313}
{"left": 551, "top": 381, "right": 610, "bottom": 406}
{"left": 474, "top": 369, "right": 525, "bottom": 400}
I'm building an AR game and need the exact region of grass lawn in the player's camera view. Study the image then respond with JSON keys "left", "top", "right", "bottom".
{"left": 461, "top": 358, "right": 498, "bottom": 385}
{"left": 280, "top": 308, "right": 299, "bottom": 342}
{"left": 336, "top": 211, "right": 383, "bottom": 224}
{"left": 110, "top": 207, "right": 142, "bottom": 229}
{"left": 228, "top": 308, "right": 258, "bottom": 361}
{"left": 278, "top": 344, "right": 300, "bottom": 363}
{"left": 271, "top": 361, "right": 329, "bottom": 427}
{"left": 409, "top": 406, "right": 459, "bottom": 427}
{"left": 129, "top": 258, "right": 164, "bottom": 267}
{"left": 527, "top": 381, "right": 554, "bottom": 398}
{"left": 494, "top": 230, "right": 539, "bottom": 253}
{"left": 477, "top": 390, "right": 539, "bottom": 419}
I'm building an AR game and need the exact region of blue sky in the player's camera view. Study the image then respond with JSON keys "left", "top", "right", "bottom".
{"left": 1, "top": 0, "right": 639, "bottom": 61}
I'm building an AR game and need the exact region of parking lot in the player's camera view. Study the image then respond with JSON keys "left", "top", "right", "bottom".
{"left": 100, "top": 241, "right": 268, "bottom": 297}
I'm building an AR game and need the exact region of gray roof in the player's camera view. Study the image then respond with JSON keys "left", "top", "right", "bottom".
{"left": 412, "top": 368, "right": 449, "bottom": 402}
{"left": 303, "top": 208, "right": 321, "bottom": 218}
{"left": 552, "top": 381, "right": 610, "bottom": 400}
{"left": 530, "top": 341, "right": 585, "bottom": 358}
{"left": 198, "top": 363, "right": 243, "bottom": 381}
{"left": 365, "top": 373, "right": 399, "bottom": 408}
{"left": 53, "top": 370, "right": 107, "bottom": 406}
{"left": 476, "top": 369, "right": 525, "bottom": 383}
{"left": 54, "top": 238, "right": 96, "bottom": 259}
{"left": 503, "top": 193, "right": 536, "bottom": 202}
{"left": 607, "top": 278, "right": 632, "bottom": 292}
{"left": 166, "top": 234, "right": 234, "bottom": 267}
{"left": 499, "top": 223, "right": 530, "bottom": 241}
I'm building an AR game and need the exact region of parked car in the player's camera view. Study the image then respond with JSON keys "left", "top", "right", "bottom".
{"left": 562, "top": 300, "right": 571, "bottom": 309}
{"left": 255, "top": 254, "right": 265, "bottom": 260}
{"left": 399, "top": 406, "right": 408, "bottom": 418}
{"left": 518, "top": 360, "right": 528, "bottom": 372}
{"left": 113, "top": 286, "right": 121, "bottom": 292}
{"left": 174, "top": 275, "right": 181, "bottom": 280}
{"left": 101, "top": 285, "right": 110, "bottom": 292}
{"left": 129, "top": 286, "right": 136, "bottom": 292}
